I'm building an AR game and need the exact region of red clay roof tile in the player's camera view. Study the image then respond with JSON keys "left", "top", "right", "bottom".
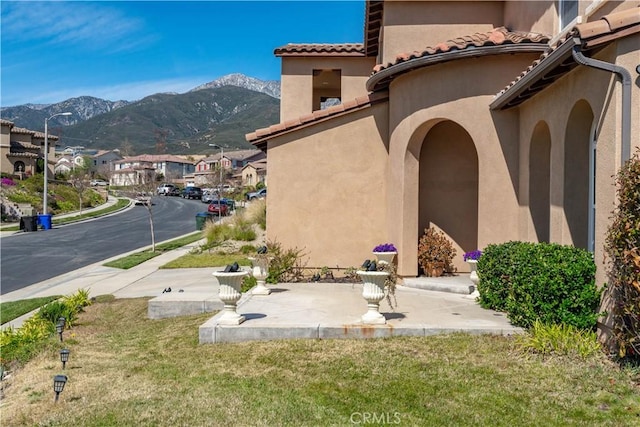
{"left": 274, "top": 43, "right": 365, "bottom": 57}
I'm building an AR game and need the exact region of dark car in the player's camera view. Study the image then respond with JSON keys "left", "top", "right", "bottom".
{"left": 207, "top": 200, "right": 229, "bottom": 216}
{"left": 167, "top": 187, "right": 182, "bottom": 196}
{"left": 182, "top": 186, "right": 203, "bottom": 200}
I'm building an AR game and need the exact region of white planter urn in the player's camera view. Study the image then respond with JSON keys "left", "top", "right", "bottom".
{"left": 467, "top": 260, "right": 480, "bottom": 298}
{"left": 213, "top": 271, "right": 249, "bottom": 325}
{"left": 357, "top": 270, "right": 389, "bottom": 325}
{"left": 373, "top": 251, "right": 397, "bottom": 266}
{"left": 248, "top": 257, "right": 271, "bottom": 295}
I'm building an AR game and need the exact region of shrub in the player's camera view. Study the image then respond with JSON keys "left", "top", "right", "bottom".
{"left": 417, "top": 226, "right": 457, "bottom": 276}
{"left": 478, "top": 241, "right": 601, "bottom": 330}
{"left": 230, "top": 216, "right": 257, "bottom": 241}
{"left": 515, "top": 320, "right": 602, "bottom": 359}
{"left": 36, "top": 300, "right": 77, "bottom": 327}
{"left": 265, "top": 239, "right": 307, "bottom": 283}
{"left": 605, "top": 149, "right": 640, "bottom": 359}
{"left": 245, "top": 198, "right": 266, "bottom": 230}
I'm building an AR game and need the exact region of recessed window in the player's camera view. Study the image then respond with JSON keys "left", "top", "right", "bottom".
{"left": 313, "top": 69, "right": 341, "bottom": 111}
{"left": 559, "top": 0, "right": 578, "bottom": 30}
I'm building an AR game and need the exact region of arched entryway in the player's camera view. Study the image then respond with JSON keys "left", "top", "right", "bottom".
{"left": 529, "top": 121, "right": 551, "bottom": 242}
{"left": 418, "top": 121, "right": 478, "bottom": 271}
{"left": 563, "top": 100, "right": 594, "bottom": 250}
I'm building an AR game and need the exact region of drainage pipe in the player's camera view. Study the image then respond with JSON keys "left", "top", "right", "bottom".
{"left": 572, "top": 40, "right": 632, "bottom": 164}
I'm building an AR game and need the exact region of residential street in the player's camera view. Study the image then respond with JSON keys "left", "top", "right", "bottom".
{"left": 0, "top": 196, "right": 207, "bottom": 295}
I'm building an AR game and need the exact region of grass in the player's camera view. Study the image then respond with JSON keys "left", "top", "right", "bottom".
{"left": 102, "top": 232, "right": 204, "bottom": 269}
{"left": 2, "top": 298, "right": 639, "bottom": 426}
{"left": 161, "top": 251, "right": 251, "bottom": 269}
{"left": 0, "top": 296, "right": 62, "bottom": 324}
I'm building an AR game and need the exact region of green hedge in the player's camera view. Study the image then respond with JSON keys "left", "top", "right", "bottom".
{"left": 477, "top": 242, "right": 601, "bottom": 330}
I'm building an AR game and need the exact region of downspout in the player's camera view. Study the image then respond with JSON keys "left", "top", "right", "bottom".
{"left": 572, "top": 39, "right": 632, "bottom": 164}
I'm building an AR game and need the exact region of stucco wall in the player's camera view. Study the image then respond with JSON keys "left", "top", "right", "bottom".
{"left": 280, "top": 57, "right": 376, "bottom": 122}
{"left": 386, "top": 54, "right": 540, "bottom": 276}
{"left": 266, "top": 102, "right": 389, "bottom": 270}
{"left": 516, "top": 37, "right": 640, "bottom": 287}
{"left": 0, "top": 124, "right": 12, "bottom": 175}
{"left": 381, "top": 1, "right": 504, "bottom": 66}
{"left": 503, "top": 0, "right": 556, "bottom": 34}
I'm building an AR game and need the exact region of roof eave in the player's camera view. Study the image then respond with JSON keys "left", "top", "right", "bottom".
{"left": 367, "top": 44, "right": 549, "bottom": 93}
{"left": 489, "top": 38, "right": 579, "bottom": 110}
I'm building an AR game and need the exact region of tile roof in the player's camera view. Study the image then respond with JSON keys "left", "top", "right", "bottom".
{"left": 8, "top": 152, "right": 39, "bottom": 159}
{"left": 364, "top": 0, "right": 384, "bottom": 57}
{"left": 246, "top": 91, "right": 389, "bottom": 148}
{"left": 274, "top": 43, "right": 365, "bottom": 57}
{"left": 1, "top": 119, "right": 14, "bottom": 127}
{"left": 10, "top": 127, "right": 35, "bottom": 135}
{"left": 491, "top": 6, "right": 640, "bottom": 110}
{"left": 118, "top": 154, "right": 195, "bottom": 164}
{"left": 367, "top": 27, "right": 550, "bottom": 92}
{"left": 11, "top": 140, "right": 40, "bottom": 150}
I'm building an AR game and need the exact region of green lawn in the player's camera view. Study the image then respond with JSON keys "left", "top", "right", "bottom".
{"left": 102, "top": 232, "right": 203, "bottom": 269}
{"left": 0, "top": 296, "right": 61, "bottom": 324}
{"left": 2, "top": 298, "right": 638, "bottom": 426}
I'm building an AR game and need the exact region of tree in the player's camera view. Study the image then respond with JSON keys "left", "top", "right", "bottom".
{"left": 68, "top": 156, "right": 92, "bottom": 214}
{"left": 120, "top": 164, "right": 158, "bottom": 251}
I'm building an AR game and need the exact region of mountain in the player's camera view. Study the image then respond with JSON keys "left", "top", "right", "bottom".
{"left": 190, "top": 73, "right": 281, "bottom": 99}
{"left": 0, "top": 96, "right": 130, "bottom": 131}
{"left": 58, "top": 85, "right": 280, "bottom": 154}
{"left": 0, "top": 74, "right": 282, "bottom": 154}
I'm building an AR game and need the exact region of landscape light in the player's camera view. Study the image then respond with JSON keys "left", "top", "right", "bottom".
{"left": 55, "top": 321, "right": 64, "bottom": 342}
{"left": 60, "top": 349, "right": 70, "bottom": 369}
{"left": 53, "top": 375, "right": 67, "bottom": 402}
{"left": 58, "top": 317, "right": 66, "bottom": 328}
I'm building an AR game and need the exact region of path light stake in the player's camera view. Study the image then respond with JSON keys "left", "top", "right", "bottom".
{"left": 55, "top": 321, "right": 64, "bottom": 342}
{"left": 58, "top": 317, "right": 66, "bottom": 328}
{"left": 53, "top": 375, "right": 67, "bottom": 402}
{"left": 60, "top": 349, "right": 70, "bottom": 369}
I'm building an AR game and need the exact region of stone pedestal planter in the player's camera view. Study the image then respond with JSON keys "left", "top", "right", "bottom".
{"left": 467, "top": 260, "right": 480, "bottom": 298}
{"left": 357, "top": 270, "right": 389, "bottom": 325}
{"left": 373, "top": 251, "right": 397, "bottom": 266}
{"left": 248, "top": 257, "right": 271, "bottom": 295}
{"left": 213, "top": 271, "right": 249, "bottom": 325}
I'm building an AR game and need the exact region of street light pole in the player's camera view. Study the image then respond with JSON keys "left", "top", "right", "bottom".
{"left": 43, "top": 112, "right": 72, "bottom": 215}
{"left": 209, "top": 144, "right": 224, "bottom": 197}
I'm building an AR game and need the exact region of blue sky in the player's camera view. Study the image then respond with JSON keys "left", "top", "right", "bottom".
{"left": 1, "top": 1, "right": 365, "bottom": 107}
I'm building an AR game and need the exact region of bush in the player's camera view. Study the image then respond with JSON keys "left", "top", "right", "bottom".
{"left": 605, "top": 150, "right": 640, "bottom": 359}
{"left": 265, "top": 239, "right": 306, "bottom": 283}
{"left": 417, "top": 226, "right": 457, "bottom": 276}
{"left": 478, "top": 242, "right": 601, "bottom": 330}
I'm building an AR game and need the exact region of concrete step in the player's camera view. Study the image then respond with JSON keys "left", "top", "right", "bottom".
{"left": 402, "top": 274, "right": 475, "bottom": 295}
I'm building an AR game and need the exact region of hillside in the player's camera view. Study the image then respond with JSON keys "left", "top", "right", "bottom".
{"left": 59, "top": 86, "right": 280, "bottom": 154}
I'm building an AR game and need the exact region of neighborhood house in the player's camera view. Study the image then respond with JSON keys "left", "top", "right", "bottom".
{"left": 246, "top": 0, "right": 640, "bottom": 287}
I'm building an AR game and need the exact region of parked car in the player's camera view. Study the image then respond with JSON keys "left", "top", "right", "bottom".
{"left": 182, "top": 186, "right": 203, "bottom": 200}
{"left": 207, "top": 199, "right": 229, "bottom": 216}
{"left": 246, "top": 188, "right": 266, "bottom": 200}
{"left": 134, "top": 192, "right": 151, "bottom": 206}
{"left": 166, "top": 186, "right": 182, "bottom": 196}
{"left": 90, "top": 179, "right": 109, "bottom": 186}
{"left": 157, "top": 183, "right": 176, "bottom": 195}
{"left": 221, "top": 198, "right": 236, "bottom": 211}
{"left": 202, "top": 190, "right": 219, "bottom": 203}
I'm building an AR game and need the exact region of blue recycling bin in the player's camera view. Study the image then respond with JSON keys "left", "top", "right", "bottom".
{"left": 38, "top": 214, "right": 53, "bottom": 230}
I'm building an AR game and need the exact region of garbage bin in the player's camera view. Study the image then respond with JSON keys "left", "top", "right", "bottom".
{"left": 195, "top": 212, "right": 209, "bottom": 230}
{"left": 20, "top": 216, "right": 38, "bottom": 232}
{"left": 37, "top": 214, "right": 53, "bottom": 230}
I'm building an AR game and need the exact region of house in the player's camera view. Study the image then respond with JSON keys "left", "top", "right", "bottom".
{"left": 110, "top": 161, "right": 156, "bottom": 187}
{"left": 1, "top": 119, "right": 59, "bottom": 178}
{"left": 192, "top": 149, "right": 264, "bottom": 187}
{"left": 246, "top": 0, "right": 640, "bottom": 287}
{"left": 90, "top": 150, "right": 123, "bottom": 176}
{"left": 113, "top": 154, "right": 195, "bottom": 182}
{"left": 242, "top": 159, "right": 267, "bottom": 187}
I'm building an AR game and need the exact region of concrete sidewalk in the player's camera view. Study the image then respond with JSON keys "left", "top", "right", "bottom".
{"left": 2, "top": 238, "right": 522, "bottom": 343}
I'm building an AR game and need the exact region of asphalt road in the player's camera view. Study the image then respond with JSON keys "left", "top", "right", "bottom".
{"left": 0, "top": 196, "right": 211, "bottom": 295}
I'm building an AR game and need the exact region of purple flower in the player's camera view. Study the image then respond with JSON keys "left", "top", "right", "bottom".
{"left": 463, "top": 250, "right": 482, "bottom": 261}
{"left": 1, "top": 178, "right": 16, "bottom": 186}
{"left": 373, "top": 243, "right": 397, "bottom": 252}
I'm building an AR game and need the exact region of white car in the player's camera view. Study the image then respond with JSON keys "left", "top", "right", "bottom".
{"left": 91, "top": 179, "right": 109, "bottom": 186}
{"left": 157, "top": 183, "right": 176, "bottom": 195}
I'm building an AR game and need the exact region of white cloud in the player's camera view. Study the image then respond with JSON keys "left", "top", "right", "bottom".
{"left": 1, "top": 1, "right": 152, "bottom": 52}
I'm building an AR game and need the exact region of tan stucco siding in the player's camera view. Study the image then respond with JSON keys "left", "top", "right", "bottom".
{"left": 280, "top": 57, "right": 376, "bottom": 122}
{"left": 266, "top": 103, "right": 389, "bottom": 270}
{"left": 386, "top": 54, "right": 539, "bottom": 276}
{"left": 0, "top": 124, "right": 11, "bottom": 175}
{"left": 503, "top": 0, "right": 556, "bottom": 34}
{"left": 381, "top": 1, "right": 504, "bottom": 66}
{"left": 516, "top": 36, "right": 640, "bottom": 287}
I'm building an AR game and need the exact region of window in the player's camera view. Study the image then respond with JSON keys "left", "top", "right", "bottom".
{"left": 559, "top": 0, "right": 578, "bottom": 30}
{"left": 313, "top": 69, "right": 341, "bottom": 112}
